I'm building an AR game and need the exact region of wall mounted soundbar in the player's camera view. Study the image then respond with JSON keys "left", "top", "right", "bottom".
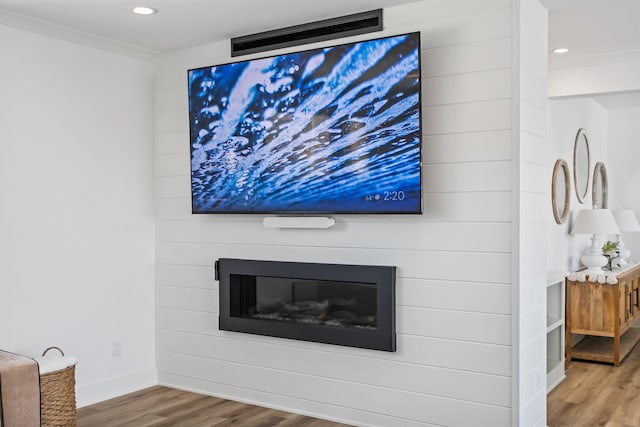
{"left": 230, "top": 9, "right": 383, "bottom": 57}
{"left": 263, "top": 216, "right": 335, "bottom": 229}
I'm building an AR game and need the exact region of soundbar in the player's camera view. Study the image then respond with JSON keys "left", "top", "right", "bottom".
{"left": 231, "top": 9, "right": 383, "bottom": 57}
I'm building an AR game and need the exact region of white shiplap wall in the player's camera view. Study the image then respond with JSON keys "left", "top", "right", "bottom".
{"left": 154, "top": 1, "right": 521, "bottom": 425}
{"left": 513, "top": 1, "right": 548, "bottom": 426}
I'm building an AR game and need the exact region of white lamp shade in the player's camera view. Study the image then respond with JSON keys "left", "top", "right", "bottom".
{"left": 612, "top": 208, "right": 640, "bottom": 232}
{"left": 572, "top": 208, "right": 620, "bottom": 235}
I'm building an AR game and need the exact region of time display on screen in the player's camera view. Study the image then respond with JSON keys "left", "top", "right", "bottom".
{"left": 365, "top": 191, "right": 407, "bottom": 202}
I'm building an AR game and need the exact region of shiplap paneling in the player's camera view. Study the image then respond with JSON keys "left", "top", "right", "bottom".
{"left": 395, "top": 333, "right": 511, "bottom": 376}
{"left": 423, "top": 67, "right": 511, "bottom": 107}
{"left": 156, "top": 197, "right": 191, "bottom": 219}
{"left": 157, "top": 307, "right": 512, "bottom": 375}
{"left": 157, "top": 242, "right": 512, "bottom": 283}
{"left": 157, "top": 264, "right": 213, "bottom": 289}
{"left": 423, "top": 99, "right": 512, "bottom": 135}
{"left": 158, "top": 352, "right": 512, "bottom": 427}
{"left": 424, "top": 161, "right": 511, "bottom": 193}
{"left": 158, "top": 373, "right": 436, "bottom": 427}
{"left": 522, "top": 387, "right": 547, "bottom": 427}
{"left": 158, "top": 330, "right": 511, "bottom": 406}
{"left": 158, "top": 286, "right": 217, "bottom": 312}
{"left": 519, "top": 276, "right": 546, "bottom": 317}
{"left": 398, "top": 306, "right": 511, "bottom": 345}
{"left": 519, "top": 360, "right": 546, "bottom": 417}
{"left": 422, "top": 38, "right": 512, "bottom": 78}
{"left": 521, "top": 192, "right": 546, "bottom": 223}
{"left": 157, "top": 272, "right": 513, "bottom": 319}
{"left": 157, "top": 219, "right": 511, "bottom": 253}
{"left": 157, "top": 267, "right": 513, "bottom": 317}
{"left": 520, "top": 334, "right": 546, "bottom": 382}
{"left": 521, "top": 69, "right": 548, "bottom": 110}
{"left": 158, "top": 308, "right": 217, "bottom": 335}
{"left": 520, "top": 306, "right": 546, "bottom": 345}
{"left": 520, "top": 220, "right": 547, "bottom": 261}
{"left": 156, "top": 283, "right": 510, "bottom": 344}
{"left": 156, "top": 176, "right": 188, "bottom": 198}
{"left": 155, "top": 131, "right": 190, "bottom": 155}
{"left": 154, "top": 1, "right": 521, "bottom": 426}
{"left": 156, "top": 154, "right": 189, "bottom": 176}
{"left": 520, "top": 160, "right": 546, "bottom": 194}
{"left": 155, "top": 109, "right": 187, "bottom": 134}
{"left": 514, "top": 1, "right": 548, "bottom": 426}
{"left": 520, "top": 131, "right": 546, "bottom": 167}
{"left": 422, "top": 130, "right": 512, "bottom": 164}
{"left": 519, "top": 254, "right": 547, "bottom": 310}
{"left": 387, "top": 1, "right": 510, "bottom": 45}
{"left": 154, "top": 87, "right": 186, "bottom": 112}
{"left": 521, "top": 101, "right": 547, "bottom": 138}
{"left": 397, "top": 278, "right": 511, "bottom": 314}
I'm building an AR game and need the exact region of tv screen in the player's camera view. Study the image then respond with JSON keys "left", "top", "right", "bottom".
{"left": 188, "top": 32, "right": 422, "bottom": 214}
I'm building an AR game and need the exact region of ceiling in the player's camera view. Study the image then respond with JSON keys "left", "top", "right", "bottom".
{"left": 0, "top": 0, "right": 419, "bottom": 54}
{"left": 541, "top": 0, "right": 640, "bottom": 108}
{"left": 1, "top": 0, "right": 639, "bottom": 105}
{"left": 542, "top": 0, "right": 640, "bottom": 70}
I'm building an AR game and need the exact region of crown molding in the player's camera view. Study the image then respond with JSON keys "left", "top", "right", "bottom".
{"left": 0, "top": 8, "right": 159, "bottom": 63}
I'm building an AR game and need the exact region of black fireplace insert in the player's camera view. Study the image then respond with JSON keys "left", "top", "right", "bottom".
{"left": 216, "top": 258, "right": 396, "bottom": 351}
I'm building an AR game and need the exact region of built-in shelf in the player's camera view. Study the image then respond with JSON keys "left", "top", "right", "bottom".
{"left": 546, "top": 271, "right": 566, "bottom": 393}
{"left": 547, "top": 317, "right": 563, "bottom": 333}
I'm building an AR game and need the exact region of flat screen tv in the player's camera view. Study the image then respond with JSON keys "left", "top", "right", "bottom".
{"left": 188, "top": 31, "right": 422, "bottom": 214}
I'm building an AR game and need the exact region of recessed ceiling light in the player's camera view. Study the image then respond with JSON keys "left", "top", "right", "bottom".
{"left": 553, "top": 48, "right": 569, "bottom": 54}
{"left": 131, "top": 6, "right": 157, "bottom": 15}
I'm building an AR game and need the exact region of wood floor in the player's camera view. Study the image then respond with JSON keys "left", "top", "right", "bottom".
{"left": 547, "top": 341, "right": 640, "bottom": 427}
{"left": 77, "top": 386, "right": 350, "bottom": 427}
{"left": 77, "top": 344, "right": 640, "bottom": 427}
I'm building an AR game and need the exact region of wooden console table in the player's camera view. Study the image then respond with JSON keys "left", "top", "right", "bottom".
{"left": 566, "top": 263, "right": 640, "bottom": 366}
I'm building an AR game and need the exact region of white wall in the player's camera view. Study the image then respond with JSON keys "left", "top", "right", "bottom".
{"left": 549, "top": 58, "right": 640, "bottom": 98}
{"left": 546, "top": 97, "right": 608, "bottom": 272}
{"left": 514, "top": 1, "right": 548, "bottom": 425}
{"left": 0, "top": 24, "right": 157, "bottom": 406}
{"left": 608, "top": 106, "right": 640, "bottom": 260}
{"left": 154, "top": 0, "right": 528, "bottom": 425}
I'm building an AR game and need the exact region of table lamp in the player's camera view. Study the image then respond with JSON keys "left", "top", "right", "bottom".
{"left": 571, "top": 208, "right": 620, "bottom": 275}
{"left": 612, "top": 208, "right": 640, "bottom": 266}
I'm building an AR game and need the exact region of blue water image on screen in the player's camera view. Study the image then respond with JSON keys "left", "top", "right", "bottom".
{"left": 188, "top": 32, "right": 422, "bottom": 213}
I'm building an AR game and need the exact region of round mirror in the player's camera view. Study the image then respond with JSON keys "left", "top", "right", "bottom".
{"left": 552, "top": 159, "right": 570, "bottom": 224}
{"left": 592, "top": 161, "right": 608, "bottom": 209}
{"left": 573, "top": 128, "right": 590, "bottom": 203}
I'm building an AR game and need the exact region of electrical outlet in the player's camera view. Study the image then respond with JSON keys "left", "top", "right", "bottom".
{"left": 112, "top": 340, "right": 122, "bottom": 357}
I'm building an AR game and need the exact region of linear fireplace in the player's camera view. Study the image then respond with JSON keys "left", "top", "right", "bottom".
{"left": 216, "top": 258, "right": 396, "bottom": 351}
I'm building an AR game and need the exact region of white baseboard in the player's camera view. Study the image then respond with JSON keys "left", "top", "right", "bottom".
{"left": 76, "top": 368, "right": 157, "bottom": 408}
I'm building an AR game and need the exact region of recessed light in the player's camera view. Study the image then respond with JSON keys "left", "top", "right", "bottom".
{"left": 131, "top": 6, "right": 157, "bottom": 15}
{"left": 553, "top": 48, "right": 569, "bottom": 54}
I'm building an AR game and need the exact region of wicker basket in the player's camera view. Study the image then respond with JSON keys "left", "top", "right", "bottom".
{"left": 39, "top": 347, "right": 77, "bottom": 427}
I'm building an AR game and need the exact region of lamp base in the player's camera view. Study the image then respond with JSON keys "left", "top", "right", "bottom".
{"left": 581, "top": 253, "right": 608, "bottom": 276}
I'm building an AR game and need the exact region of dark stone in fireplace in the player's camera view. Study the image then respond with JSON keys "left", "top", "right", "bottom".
{"left": 216, "top": 258, "right": 396, "bottom": 351}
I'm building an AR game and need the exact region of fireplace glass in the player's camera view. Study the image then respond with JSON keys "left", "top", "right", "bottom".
{"left": 230, "top": 275, "right": 378, "bottom": 331}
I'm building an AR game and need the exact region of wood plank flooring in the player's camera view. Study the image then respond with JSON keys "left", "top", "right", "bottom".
{"left": 548, "top": 340, "right": 640, "bottom": 427}
{"left": 77, "top": 386, "right": 351, "bottom": 427}
{"left": 78, "top": 342, "right": 640, "bottom": 427}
